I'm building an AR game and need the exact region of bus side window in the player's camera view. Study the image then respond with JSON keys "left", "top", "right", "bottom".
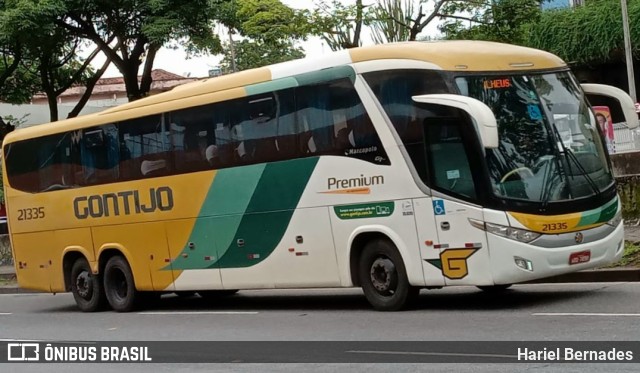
{"left": 424, "top": 117, "right": 477, "bottom": 200}
{"left": 169, "top": 104, "right": 215, "bottom": 173}
{"left": 78, "top": 124, "right": 120, "bottom": 185}
{"left": 119, "top": 115, "right": 168, "bottom": 179}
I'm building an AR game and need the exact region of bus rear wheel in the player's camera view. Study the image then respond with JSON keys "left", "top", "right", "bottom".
{"left": 70, "top": 257, "right": 106, "bottom": 312}
{"left": 103, "top": 256, "right": 138, "bottom": 312}
{"left": 359, "top": 239, "right": 419, "bottom": 311}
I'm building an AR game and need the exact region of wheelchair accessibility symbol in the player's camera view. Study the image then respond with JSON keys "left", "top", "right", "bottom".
{"left": 433, "top": 200, "right": 446, "bottom": 216}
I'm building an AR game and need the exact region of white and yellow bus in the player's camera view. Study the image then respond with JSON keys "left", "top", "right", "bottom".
{"left": 2, "top": 41, "right": 636, "bottom": 312}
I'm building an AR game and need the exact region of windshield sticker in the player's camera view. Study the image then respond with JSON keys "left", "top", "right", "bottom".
{"left": 334, "top": 202, "right": 394, "bottom": 220}
{"left": 527, "top": 104, "right": 542, "bottom": 121}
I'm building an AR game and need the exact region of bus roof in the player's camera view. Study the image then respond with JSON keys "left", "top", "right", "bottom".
{"left": 3, "top": 40, "right": 566, "bottom": 144}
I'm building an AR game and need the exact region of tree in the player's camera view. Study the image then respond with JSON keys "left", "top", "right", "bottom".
{"left": 220, "top": 40, "right": 305, "bottom": 72}
{"left": 370, "top": 0, "right": 415, "bottom": 44}
{"left": 527, "top": 0, "right": 640, "bottom": 65}
{"left": 312, "top": 0, "right": 369, "bottom": 51}
{"left": 55, "top": 0, "right": 224, "bottom": 101}
{"left": 441, "top": 0, "right": 541, "bottom": 45}
{"left": 1, "top": 0, "right": 114, "bottom": 120}
{"left": 218, "top": 0, "right": 310, "bottom": 72}
{"left": 0, "top": 1, "right": 40, "bottom": 104}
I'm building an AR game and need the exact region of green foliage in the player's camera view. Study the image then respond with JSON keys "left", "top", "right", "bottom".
{"left": 528, "top": 0, "right": 640, "bottom": 64}
{"left": 236, "top": 0, "right": 310, "bottom": 44}
{"left": 0, "top": 61, "right": 39, "bottom": 104}
{"left": 220, "top": 0, "right": 309, "bottom": 72}
{"left": 56, "top": 0, "right": 224, "bottom": 100}
{"left": 441, "top": 0, "right": 542, "bottom": 45}
{"left": 220, "top": 39, "right": 305, "bottom": 72}
{"left": 311, "top": 0, "right": 369, "bottom": 50}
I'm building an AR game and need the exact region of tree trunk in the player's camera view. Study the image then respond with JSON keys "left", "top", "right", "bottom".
{"left": 123, "top": 63, "right": 142, "bottom": 102}
{"left": 47, "top": 92, "right": 59, "bottom": 122}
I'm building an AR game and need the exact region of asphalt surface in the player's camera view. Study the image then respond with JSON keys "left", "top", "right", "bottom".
{"left": 1, "top": 283, "right": 640, "bottom": 371}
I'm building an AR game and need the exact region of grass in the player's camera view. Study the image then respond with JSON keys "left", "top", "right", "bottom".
{"left": 610, "top": 241, "right": 640, "bottom": 268}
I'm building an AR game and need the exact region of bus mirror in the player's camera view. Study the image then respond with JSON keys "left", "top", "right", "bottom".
{"left": 412, "top": 94, "right": 499, "bottom": 149}
{"left": 581, "top": 83, "right": 639, "bottom": 129}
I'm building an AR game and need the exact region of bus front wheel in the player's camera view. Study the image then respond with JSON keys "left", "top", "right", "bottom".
{"left": 103, "top": 256, "right": 138, "bottom": 312}
{"left": 70, "top": 258, "right": 106, "bottom": 312}
{"left": 359, "top": 239, "right": 419, "bottom": 311}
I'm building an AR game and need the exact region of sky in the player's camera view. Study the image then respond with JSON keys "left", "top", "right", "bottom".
{"left": 97, "top": 0, "right": 440, "bottom": 79}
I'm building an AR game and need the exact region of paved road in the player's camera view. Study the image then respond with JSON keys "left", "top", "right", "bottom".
{"left": 1, "top": 283, "right": 639, "bottom": 372}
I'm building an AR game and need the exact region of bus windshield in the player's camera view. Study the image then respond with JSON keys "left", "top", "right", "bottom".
{"left": 455, "top": 71, "right": 614, "bottom": 203}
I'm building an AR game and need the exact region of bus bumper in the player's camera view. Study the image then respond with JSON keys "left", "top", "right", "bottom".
{"left": 488, "top": 222, "right": 625, "bottom": 285}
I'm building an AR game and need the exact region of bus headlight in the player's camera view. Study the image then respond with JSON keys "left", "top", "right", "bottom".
{"left": 607, "top": 210, "right": 622, "bottom": 227}
{"left": 470, "top": 219, "right": 540, "bottom": 243}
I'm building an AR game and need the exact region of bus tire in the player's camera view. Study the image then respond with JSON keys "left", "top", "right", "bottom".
{"left": 70, "top": 258, "right": 106, "bottom": 312}
{"left": 103, "top": 256, "right": 138, "bottom": 312}
{"left": 359, "top": 239, "right": 419, "bottom": 311}
{"left": 477, "top": 284, "right": 512, "bottom": 292}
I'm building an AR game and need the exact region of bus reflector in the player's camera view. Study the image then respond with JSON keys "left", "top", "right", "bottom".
{"left": 425, "top": 240, "right": 433, "bottom": 246}
{"left": 288, "top": 248, "right": 295, "bottom": 252}
{"left": 434, "top": 244, "right": 449, "bottom": 249}
{"left": 296, "top": 252, "right": 309, "bottom": 256}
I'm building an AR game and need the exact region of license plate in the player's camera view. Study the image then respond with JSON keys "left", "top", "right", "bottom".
{"left": 569, "top": 250, "right": 591, "bottom": 265}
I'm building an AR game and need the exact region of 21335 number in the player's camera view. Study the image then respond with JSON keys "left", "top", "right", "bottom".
{"left": 17, "top": 207, "right": 45, "bottom": 221}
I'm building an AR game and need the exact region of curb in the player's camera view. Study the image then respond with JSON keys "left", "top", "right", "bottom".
{"left": 1, "top": 269, "right": 639, "bottom": 295}
{"left": 525, "top": 268, "right": 640, "bottom": 284}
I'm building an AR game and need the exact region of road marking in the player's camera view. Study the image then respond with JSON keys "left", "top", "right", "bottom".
{"left": 0, "top": 313, "right": 11, "bottom": 315}
{"left": 138, "top": 311, "right": 258, "bottom": 315}
{"left": 346, "top": 350, "right": 517, "bottom": 359}
{"left": 533, "top": 313, "right": 640, "bottom": 317}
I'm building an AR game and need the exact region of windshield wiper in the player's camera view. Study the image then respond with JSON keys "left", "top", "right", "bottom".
{"left": 548, "top": 119, "right": 601, "bottom": 198}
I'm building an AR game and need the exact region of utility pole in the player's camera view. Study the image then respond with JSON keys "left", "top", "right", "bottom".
{"left": 621, "top": 0, "right": 637, "bottom": 101}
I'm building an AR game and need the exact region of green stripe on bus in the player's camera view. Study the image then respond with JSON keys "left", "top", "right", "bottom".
{"left": 170, "top": 157, "right": 319, "bottom": 271}
{"left": 245, "top": 77, "right": 299, "bottom": 96}
{"left": 577, "top": 197, "right": 618, "bottom": 227}
{"left": 294, "top": 65, "right": 356, "bottom": 86}
{"left": 168, "top": 165, "right": 265, "bottom": 270}
{"left": 214, "top": 157, "right": 319, "bottom": 268}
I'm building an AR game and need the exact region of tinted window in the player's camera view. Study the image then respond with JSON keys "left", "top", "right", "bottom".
{"left": 424, "top": 118, "right": 477, "bottom": 199}
{"left": 5, "top": 78, "right": 388, "bottom": 193}
{"left": 364, "top": 69, "right": 450, "bottom": 145}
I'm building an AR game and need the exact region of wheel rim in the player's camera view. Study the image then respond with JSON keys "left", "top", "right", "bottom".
{"left": 108, "top": 268, "right": 128, "bottom": 302}
{"left": 370, "top": 257, "right": 398, "bottom": 295}
{"left": 75, "top": 271, "right": 92, "bottom": 299}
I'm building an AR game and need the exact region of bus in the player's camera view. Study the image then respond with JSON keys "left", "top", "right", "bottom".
{"left": 2, "top": 41, "right": 636, "bottom": 312}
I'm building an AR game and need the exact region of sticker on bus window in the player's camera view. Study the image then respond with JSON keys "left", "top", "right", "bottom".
{"left": 527, "top": 104, "right": 542, "bottom": 121}
{"left": 483, "top": 78, "right": 511, "bottom": 89}
{"left": 446, "top": 170, "right": 460, "bottom": 180}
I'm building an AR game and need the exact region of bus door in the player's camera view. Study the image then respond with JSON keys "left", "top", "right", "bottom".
{"left": 412, "top": 197, "right": 445, "bottom": 287}
{"left": 423, "top": 117, "right": 493, "bottom": 286}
